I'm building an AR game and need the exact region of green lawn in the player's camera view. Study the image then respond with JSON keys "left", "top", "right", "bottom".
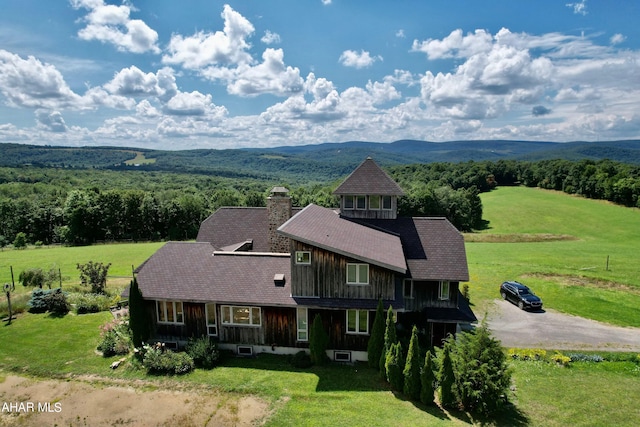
{"left": 2, "top": 187, "right": 640, "bottom": 425}
{"left": 466, "top": 187, "right": 640, "bottom": 326}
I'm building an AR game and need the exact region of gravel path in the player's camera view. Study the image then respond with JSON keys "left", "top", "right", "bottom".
{"left": 485, "top": 299, "right": 640, "bottom": 352}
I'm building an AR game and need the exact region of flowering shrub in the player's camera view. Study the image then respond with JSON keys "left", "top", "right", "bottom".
{"left": 69, "top": 292, "right": 112, "bottom": 314}
{"left": 97, "top": 319, "right": 131, "bottom": 357}
{"left": 508, "top": 348, "right": 547, "bottom": 361}
{"left": 140, "top": 343, "right": 194, "bottom": 375}
{"left": 551, "top": 352, "right": 571, "bottom": 367}
{"left": 185, "top": 336, "right": 220, "bottom": 369}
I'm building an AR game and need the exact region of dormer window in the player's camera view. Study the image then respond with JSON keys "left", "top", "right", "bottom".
{"left": 369, "top": 195, "right": 380, "bottom": 210}
{"left": 344, "top": 195, "right": 354, "bottom": 210}
{"left": 382, "top": 196, "right": 392, "bottom": 210}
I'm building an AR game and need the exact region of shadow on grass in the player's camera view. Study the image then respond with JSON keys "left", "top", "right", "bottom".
{"left": 218, "top": 353, "right": 531, "bottom": 424}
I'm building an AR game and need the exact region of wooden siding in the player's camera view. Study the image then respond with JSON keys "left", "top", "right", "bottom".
{"left": 291, "top": 241, "right": 395, "bottom": 300}
{"left": 148, "top": 300, "right": 300, "bottom": 347}
{"left": 403, "top": 281, "right": 459, "bottom": 312}
{"left": 310, "top": 308, "right": 371, "bottom": 352}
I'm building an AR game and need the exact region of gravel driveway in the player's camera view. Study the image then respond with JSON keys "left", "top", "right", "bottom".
{"left": 485, "top": 299, "right": 640, "bottom": 352}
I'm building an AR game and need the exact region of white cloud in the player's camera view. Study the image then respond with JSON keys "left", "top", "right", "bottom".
{"left": 35, "top": 109, "right": 68, "bottom": 132}
{"left": 261, "top": 30, "right": 281, "bottom": 45}
{"left": 70, "top": 0, "right": 160, "bottom": 54}
{"left": 412, "top": 29, "right": 493, "bottom": 59}
{"left": 0, "top": 49, "right": 82, "bottom": 109}
{"left": 321, "top": 0, "right": 332, "bottom": 5}
{"left": 339, "top": 50, "right": 382, "bottom": 69}
{"left": 566, "top": 1, "right": 588, "bottom": 16}
{"left": 396, "top": 29, "right": 406, "bottom": 39}
{"left": 204, "top": 48, "right": 304, "bottom": 97}
{"left": 104, "top": 66, "right": 177, "bottom": 102}
{"left": 610, "top": 33, "right": 626, "bottom": 45}
{"left": 162, "top": 4, "right": 254, "bottom": 69}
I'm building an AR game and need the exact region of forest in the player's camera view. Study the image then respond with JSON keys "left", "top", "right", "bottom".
{"left": 1, "top": 157, "right": 639, "bottom": 247}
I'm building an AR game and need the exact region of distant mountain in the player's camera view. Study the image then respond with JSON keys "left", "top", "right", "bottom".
{"left": 2, "top": 139, "right": 639, "bottom": 183}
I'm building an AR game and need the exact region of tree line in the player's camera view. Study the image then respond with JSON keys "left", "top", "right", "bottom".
{"left": 1, "top": 157, "right": 638, "bottom": 246}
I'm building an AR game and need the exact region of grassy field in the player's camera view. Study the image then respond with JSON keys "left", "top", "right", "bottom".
{"left": 465, "top": 186, "right": 640, "bottom": 327}
{"left": 1, "top": 187, "right": 640, "bottom": 425}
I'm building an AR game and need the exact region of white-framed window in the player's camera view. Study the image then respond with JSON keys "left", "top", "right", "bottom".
{"left": 355, "top": 195, "right": 366, "bottom": 210}
{"left": 439, "top": 281, "right": 450, "bottom": 300}
{"left": 346, "top": 263, "right": 369, "bottom": 285}
{"left": 369, "top": 195, "right": 380, "bottom": 210}
{"left": 347, "top": 309, "right": 369, "bottom": 335}
{"left": 156, "top": 300, "right": 184, "bottom": 324}
{"left": 382, "top": 196, "right": 392, "bottom": 210}
{"left": 205, "top": 303, "right": 217, "bottom": 336}
{"left": 344, "top": 195, "right": 354, "bottom": 210}
{"left": 403, "top": 279, "right": 413, "bottom": 298}
{"left": 295, "top": 251, "right": 311, "bottom": 265}
{"left": 221, "top": 305, "right": 262, "bottom": 327}
{"left": 297, "top": 307, "right": 308, "bottom": 341}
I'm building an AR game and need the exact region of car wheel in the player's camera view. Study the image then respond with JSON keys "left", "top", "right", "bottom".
{"left": 501, "top": 292, "right": 507, "bottom": 300}
{"left": 518, "top": 301, "right": 525, "bottom": 310}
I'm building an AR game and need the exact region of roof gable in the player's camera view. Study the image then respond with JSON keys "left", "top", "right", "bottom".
{"left": 333, "top": 157, "right": 405, "bottom": 196}
{"left": 278, "top": 204, "right": 407, "bottom": 273}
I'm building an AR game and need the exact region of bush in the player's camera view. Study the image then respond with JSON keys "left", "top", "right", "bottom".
{"left": 386, "top": 342, "right": 404, "bottom": 392}
{"left": 70, "top": 292, "right": 112, "bottom": 314}
{"left": 77, "top": 261, "right": 111, "bottom": 294}
{"left": 45, "top": 289, "right": 70, "bottom": 316}
{"left": 437, "top": 340, "right": 456, "bottom": 409}
{"left": 309, "top": 314, "right": 329, "bottom": 365}
{"left": 420, "top": 350, "right": 436, "bottom": 405}
{"left": 185, "top": 336, "right": 220, "bottom": 369}
{"left": 97, "top": 319, "right": 131, "bottom": 357}
{"left": 403, "top": 326, "right": 421, "bottom": 400}
{"left": 13, "top": 232, "right": 27, "bottom": 249}
{"left": 379, "top": 305, "right": 397, "bottom": 377}
{"left": 28, "top": 288, "right": 69, "bottom": 315}
{"left": 508, "top": 348, "right": 547, "bottom": 361}
{"left": 141, "top": 343, "right": 194, "bottom": 375}
{"left": 291, "top": 350, "right": 313, "bottom": 369}
{"left": 19, "top": 268, "right": 46, "bottom": 288}
{"left": 128, "top": 278, "right": 150, "bottom": 347}
{"left": 568, "top": 353, "right": 604, "bottom": 363}
{"left": 551, "top": 352, "right": 571, "bottom": 367}
{"left": 453, "top": 327, "right": 511, "bottom": 415}
{"left": 367, "top": 298, "right": 385, "bottom": 369}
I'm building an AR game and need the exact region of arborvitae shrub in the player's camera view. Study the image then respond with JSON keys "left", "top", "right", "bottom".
{"left": 438, "top": 340, "right": 456, "bottom": 408}
{"left": 386, "top": 342, "right": 404, "bottom": 392}
{"left": 367, "top": 298, "right": 385, "bottom": 369}
{"left": 309, "top": 314, "right": 329, "bottom": 365}
{"left": 420, "top": 350, "right": 436, "bottom": 405}
{"left": 453, "top": 326, "right": 511, "bottom": 415}
{"left": 403, "top": 325, "right": 421, "bottom": 400}
{"left": 379, "top": 305, "right": 396, "bottom": 377}
{"left": 128, "top": 278, "right": 150, "bottom": 347}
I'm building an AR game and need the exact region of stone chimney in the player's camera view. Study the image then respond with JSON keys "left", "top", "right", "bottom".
{"left": 267, "top": 187, "right": 291, "bottom": 253}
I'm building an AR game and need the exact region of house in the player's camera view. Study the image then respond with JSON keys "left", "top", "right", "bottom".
{"left": 135, "top": 158, "right": 476, "bottom": 361}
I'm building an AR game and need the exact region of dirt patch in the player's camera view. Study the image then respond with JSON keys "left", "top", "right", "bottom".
{"left": 463, "top": 233, "right": 578, "bottom": 243}
{"left": 524, "top": 273, "right": 640, "bottom": 295}
{"left": 0, "top": 375, "right": 270, "bottom": 427}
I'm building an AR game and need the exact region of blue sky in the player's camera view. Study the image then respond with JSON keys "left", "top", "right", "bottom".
{"left": 1, "top": 0, "right": 639, "bottom": 149}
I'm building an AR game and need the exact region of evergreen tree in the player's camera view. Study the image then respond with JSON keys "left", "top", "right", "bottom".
{"left": 385, "top": 342, "right": 404, "bottom": 392}
{"left": 309, "top": 314, "right": 329, "bottom": 365}
{"left": 438, "top": 339, "right": 456, "bottom": 408}
{"left": 128, "top": 277, "right": 150, "bottom": 347}
{"left": 379, "top": 305, "right": 397, "bottom": 377}
{"left": 403, "top": 325, "right": 421, "bottom": 400}
{"left": 367, "top": 298, "right": 385, "bottom": 369}
{"left": 420, "top": 350, "right": 436, "bottom": 405}
{"left": 453, "top": 326, "right": 512, "bottom": 415}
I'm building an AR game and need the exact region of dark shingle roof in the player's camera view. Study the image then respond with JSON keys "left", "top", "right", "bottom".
{"left": 333, "top": 157, "right": 405, "bottom": 196}
{"left": 136, "top": 242, "right": 295, "bottom": 306}
{"left": 351, "top": 216, "right": 469, "bottom": 281}
{"left": 278, "top": 204, "right": 407, "bottom": 273}
{"left": 196, "top": 207, "right": 302, "bottom": 251}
